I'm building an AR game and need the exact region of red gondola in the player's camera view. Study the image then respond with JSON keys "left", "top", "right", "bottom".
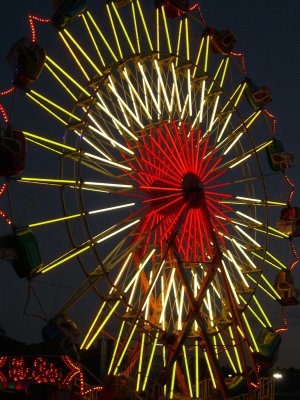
{"left": 244, "top": 78, "right": 272, "bottom": 110}
{"left": 113, "top": 0, "right": 133, "bottom": 6}
{"left": 156, "top": 0, "right": 197, "bottom": 19}
{"left": 276, "top": 207, "right": 300, "bottom": 237}
{"left": 202, "top": 27, "right": 236, "bottom": 55}
{"left": 0, "top": 127, "right": 26, "bottom": 177}
{"left": 266, "top": 139, "right": 295, "bottom": 171}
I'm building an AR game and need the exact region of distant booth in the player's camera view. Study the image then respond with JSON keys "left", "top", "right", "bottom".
{"left": 0, "top": 355, "right": 87, "bottom": 399}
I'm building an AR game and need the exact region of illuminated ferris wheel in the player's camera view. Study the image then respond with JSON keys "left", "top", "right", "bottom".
{"left": 0, "top": 0, "right": 299, "bottom": 399}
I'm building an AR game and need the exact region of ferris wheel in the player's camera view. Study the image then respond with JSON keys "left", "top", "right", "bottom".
{"left": 0, "top": 0, "right": 299, "bottom": 399}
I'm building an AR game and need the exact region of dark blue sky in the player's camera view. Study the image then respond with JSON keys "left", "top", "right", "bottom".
{"left": 0, "top": 0, "right": 299, "bottom": 369}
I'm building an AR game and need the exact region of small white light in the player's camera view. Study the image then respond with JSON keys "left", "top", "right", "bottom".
{"left": 273, "top": 372, "right": 283, "bottom": 380}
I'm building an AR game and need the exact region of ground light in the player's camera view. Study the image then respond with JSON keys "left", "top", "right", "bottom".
{"left": 273, "top": 372, "right": 283, "bottom": 380}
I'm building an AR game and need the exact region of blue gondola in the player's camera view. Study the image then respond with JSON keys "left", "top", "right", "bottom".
{"left": 42, "top": 314, "right": 80, "bottom": 360}
{"left": 254, "top": 328, "right": 281, "bottom": 368}
{"left": 52, "top": 0, "right": 87, "bottom": 29}
{"left": 6, "top": 37, "right": 46, "bottom": 89}
{"left": 0, "top": 127, "right": 26, "bottom": 177}
{"left": 0, "top": 229, "right": 42, "bottom": 278}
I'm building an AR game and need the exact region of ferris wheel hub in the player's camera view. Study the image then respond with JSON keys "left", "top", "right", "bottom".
{"left": 181, "top": 172, "right": 204, "bottom": 208}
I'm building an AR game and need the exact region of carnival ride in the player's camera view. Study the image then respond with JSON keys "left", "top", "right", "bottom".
{"left": 0, "top": 0, "right": 299, "bottom": 399}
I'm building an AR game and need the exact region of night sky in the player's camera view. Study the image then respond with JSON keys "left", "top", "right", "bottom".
{"left": 0, "top": 0, "right": 299, "bottom": 369}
